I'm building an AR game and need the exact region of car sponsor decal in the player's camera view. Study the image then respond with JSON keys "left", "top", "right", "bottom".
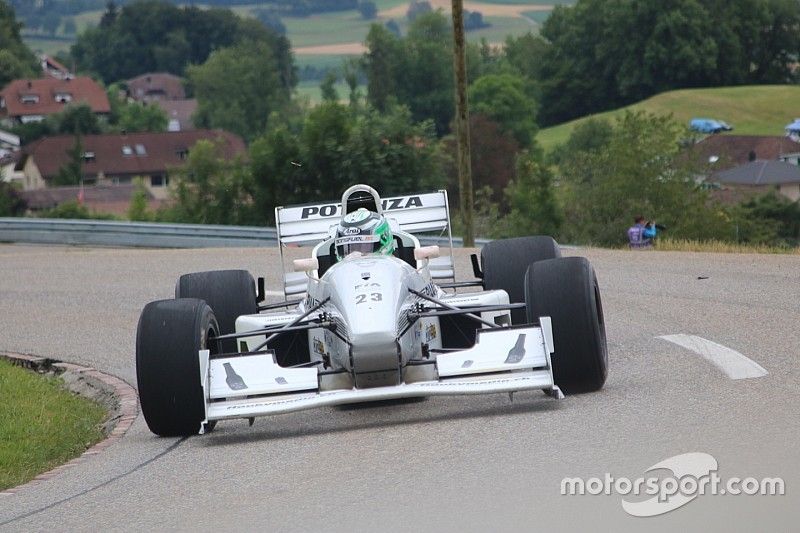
{"left": 300, "top": 195, "right": 424, "bottom": 219}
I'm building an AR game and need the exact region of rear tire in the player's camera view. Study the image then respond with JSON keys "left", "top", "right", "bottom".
{"left": 481, "top": 236, "right": 561, "bottom": 323}
{"left": 525, "top": 257, "right": 607, "bottom": 393}
{"left": 136, "top": 298, "right": 218, "bottom": 436}
{"left": 175, "top": 270, "right": 257, "bottom": 353}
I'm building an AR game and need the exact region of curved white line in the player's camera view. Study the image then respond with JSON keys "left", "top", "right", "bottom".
{"left": 658, "top": 334, "right": 768, "bottom": 380}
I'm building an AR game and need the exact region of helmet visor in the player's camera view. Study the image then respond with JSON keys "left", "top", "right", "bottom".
{"left": 335, "top": 234, "right": 380, "bottom": 257}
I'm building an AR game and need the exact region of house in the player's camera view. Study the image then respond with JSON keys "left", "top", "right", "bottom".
{"left": 711, "top": 160, "right": 800, "bottom": 201}
{"left": 39, "top": 54, "right": 72, "bottom": 80}
{"left": 156, "top": 98, "right": 198, "bottom": 131}
{"left": 15, "top": 129, "right": 246, "bottom": 199}
{"left": 126, "top": 73, "right": 186, "bottom": 102}
{"left": 690, "top": 135, "right": 800, "bottom": 169}
{"left": 0, "top": 77, "right": 111, "bottom": 125}
{"left": 20, "top": 184, "right": 163, "bottom": 217}
{"left": 0, "top": 129, "right": 20, "bottom": 157}
{"left": 1, "top": 152, "right": 25, "bottom": 187}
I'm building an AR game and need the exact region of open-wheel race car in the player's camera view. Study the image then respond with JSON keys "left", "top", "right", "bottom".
{"left": 136, "top": 184, "right": 608, "bottom": 436}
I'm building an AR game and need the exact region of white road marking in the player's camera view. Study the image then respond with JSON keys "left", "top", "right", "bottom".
{"left": 658, "top": 334, "right": 768, "bottom": 380}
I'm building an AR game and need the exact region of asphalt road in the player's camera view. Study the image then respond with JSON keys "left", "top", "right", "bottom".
{"left": 0, "top": 244, "right": 797, "bottom": 531}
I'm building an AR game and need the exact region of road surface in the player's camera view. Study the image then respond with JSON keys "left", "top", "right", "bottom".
{"left": 0, "top": 244, "right": 797, "bottom": 531}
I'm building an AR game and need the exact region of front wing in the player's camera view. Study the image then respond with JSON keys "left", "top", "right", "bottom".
{"left": 199, "top": 318, "right": 562, "bottom": 431}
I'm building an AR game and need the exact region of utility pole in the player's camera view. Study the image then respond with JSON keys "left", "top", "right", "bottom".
{"left": 451, "top": 0, "right": 475, "bottom": 247}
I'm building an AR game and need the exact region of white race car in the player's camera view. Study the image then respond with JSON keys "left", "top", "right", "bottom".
{"left": 136, "top": 185, "right": 607, "bottom": 436}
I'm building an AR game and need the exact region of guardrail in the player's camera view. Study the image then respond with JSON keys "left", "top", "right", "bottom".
{"left": 0, "top": 218, "right": 487, "bottom": 248}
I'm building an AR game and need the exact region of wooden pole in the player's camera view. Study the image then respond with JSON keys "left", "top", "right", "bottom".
{"left": 451, "top": 0, "right": 474, "bottom": 247}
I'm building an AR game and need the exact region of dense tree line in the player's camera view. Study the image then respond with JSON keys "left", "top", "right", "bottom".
{"left": 71, "top": 0, "right": 296, "bottom": 87}
{"left": 532, "top": 0, "right": 800, "bottom": 125}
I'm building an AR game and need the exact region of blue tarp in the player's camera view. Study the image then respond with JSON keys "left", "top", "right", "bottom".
{"left": 689, "top": 118, "right": 732, "bottom": 133}
{"left": 785, "top": 119, "right": 800, "bottom": 132}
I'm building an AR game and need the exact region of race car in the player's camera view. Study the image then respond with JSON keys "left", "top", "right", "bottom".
{"left": 136, "top": 184, "right": 607, "bottom": 436}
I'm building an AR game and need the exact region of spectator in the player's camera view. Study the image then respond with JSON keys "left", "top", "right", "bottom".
{"left": 628, "top": 215, "right": 657, "bottom": 248}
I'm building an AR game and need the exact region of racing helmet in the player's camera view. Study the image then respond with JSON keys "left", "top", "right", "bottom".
{"left": 335, "top": 208, "right": 395, "bottom": 259}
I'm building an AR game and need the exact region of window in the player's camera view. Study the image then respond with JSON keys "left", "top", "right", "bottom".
{"left": 150, "top": 175, "right": 168, "bottom": 187}
{"left": 20, "top": 94, "right": 39, "bottom": 104}
{"left": 55, "top": 93, "right": 72, "bottom": 103}
{"left": 112, "top": 176, "right": 132, "bottom": 185}
{"left": 134, "top": 144, "right": 146, "bottom": 156}
{"left": 176, "top": 148, "right": 189, "bottom": 160}
{"left": 83, "top": 151, "right": 95, "bottom": 162}
{"left": 122, "top": 145, "right": 133, "bottom": 156}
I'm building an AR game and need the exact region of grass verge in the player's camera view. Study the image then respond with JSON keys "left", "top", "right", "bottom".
{"left": 648, "top": 237, "right": 800, "bottom": 255}
{"left": 0, "top": 359, "right": 107, "bottom": 490}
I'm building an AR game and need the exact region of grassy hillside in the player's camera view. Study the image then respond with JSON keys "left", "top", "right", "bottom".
{"left": 536, "top": 85, "right": 800, "bottom": 153}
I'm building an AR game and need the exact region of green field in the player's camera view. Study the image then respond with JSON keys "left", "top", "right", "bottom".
{"left": 0, "top": 359, "right": 106, "bottom": 490}
{"left": 23, "top": 2, "right": 547, "bottom": 65}
{"left": 536, "top": 85, "right": 800, "bottom": 153}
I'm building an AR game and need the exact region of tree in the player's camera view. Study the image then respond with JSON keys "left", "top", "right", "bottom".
{"left": 251, "top": 8, "right": 286, "bottom": 35}
{"left": 407, "top": 1, "right": 432, "bottom": 22}
{"left": 188, "top": 40, "right": 291, "bottom": 141}
{"left": 53, "top": 136, "right": 84, "bottom": 187}
{"left": 167, "top": 140, "right": 253, "bottom": 225}
{"left": 729, "top": 191, "right": 800, "bottom": 246}
{"left": 71, "top": 1, "right": 296, "bottom": 85}
{"left": 249, "top": 102, "right": 447, "bottom": 222}
{"left": 364, "top": 24, "right": 402, "bottom": 112}
{"left": 358, "top": 1, "right": 377, "bottom": 20}
{"left": 55, "top": 104, "right": 102, "bottom": 136}
{"left": 118, "top": 103, "right": 168, "bottom": 133}
{"left": 505, "top": 156, "right": 563, "bottom": 238}
{"left": 385, "top": 19, "right": 400, "bottom": 36}
{"left": 320, "top": 71, "right": 340, "bottom": 103}
{"left": 469, "top": 73, "right": 538, "bottom": 149}
{"left": 127, "top": 179, "right": 151, "bottom": 221}
{"left": 0, "top": 182, "right": 26, "bottom": 217}
{"left": 444, "top": 114, "right": 519, "bottom": 208}
{"left": 548, "top": 118, "right": 613, "bottom": 165}
{"left": 0, "top": 2, "right": 38, "bottom": 87}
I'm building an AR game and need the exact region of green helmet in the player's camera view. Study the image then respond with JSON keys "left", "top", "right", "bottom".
{"left": 335, "top": 208, "right": 395, "bottom": 260}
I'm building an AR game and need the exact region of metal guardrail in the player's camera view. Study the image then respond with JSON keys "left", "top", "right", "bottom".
{"left": 0, "top": 218, "right": 488, "bottom": 248}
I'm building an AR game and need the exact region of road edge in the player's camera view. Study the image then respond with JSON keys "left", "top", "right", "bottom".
{"left": 0, "top": 352, "right": 138, "bottom": 496}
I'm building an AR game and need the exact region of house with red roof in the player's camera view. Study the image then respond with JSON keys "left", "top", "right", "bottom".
{"left": 0, "top": 77, "right": 111, "bottom": 125}
{"left": 15, "top": 129, "right": 246, "bottom": 200}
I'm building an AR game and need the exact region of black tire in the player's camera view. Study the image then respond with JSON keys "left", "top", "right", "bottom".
{"left": 175, "top": 270, "right": 257, "bottom": 353}
{"left": 481, "top": 236, "right": 561, "bottom": 324}
{"left": 136, "top": 298, "right": 218, "bottom": 436}
{"left": 525, "top": 257, "right": 607, "bottom": 393}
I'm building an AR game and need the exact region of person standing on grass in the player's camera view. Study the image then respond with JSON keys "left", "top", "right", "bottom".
{"left": 628, "top": 215, "right": 657, "bottom": 248}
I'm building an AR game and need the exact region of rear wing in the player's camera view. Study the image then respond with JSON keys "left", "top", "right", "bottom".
{"left": 275, "top": 190, "right": 455, "bottom": 297}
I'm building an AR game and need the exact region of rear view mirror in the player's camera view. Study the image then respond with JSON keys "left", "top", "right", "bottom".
{"left": 293, "top": 257, "right": 319, "bottom": 273}
{"left": 414, "top": 245, "right": 440, "bottom": 261}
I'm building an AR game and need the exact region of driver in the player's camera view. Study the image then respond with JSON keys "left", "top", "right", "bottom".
{"left": 335, "top": 208, "right": 395, "bottom": 260}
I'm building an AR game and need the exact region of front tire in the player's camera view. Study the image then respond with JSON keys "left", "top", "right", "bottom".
{"left": 525, "top": 257, "right": 607, "bottom": 393}
{"left": 175, "top": 270, "right": 257, "bottom": 353}
{"left": 136, "top": 298, "right": 218, "bottom": 436}
{"left": 481, "top": 236, "right": 561, "bottom": 323}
